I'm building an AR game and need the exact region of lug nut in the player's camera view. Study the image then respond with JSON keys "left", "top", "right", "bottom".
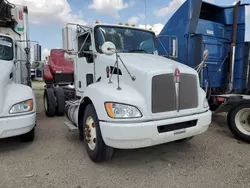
{"left": 93, "top": 138, "right": 96, "bottom": 143}
{"left": 92, "top": 123, "right": 95, "bottom": 128}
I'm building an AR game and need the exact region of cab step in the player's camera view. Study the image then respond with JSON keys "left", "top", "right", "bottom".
{"left": 64, "top": 121, "right": 78, "bottom": 132}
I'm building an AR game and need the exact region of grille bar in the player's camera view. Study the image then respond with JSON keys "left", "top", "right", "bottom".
{"left": 157, "top": 120, "right": 198, "bottom": 133}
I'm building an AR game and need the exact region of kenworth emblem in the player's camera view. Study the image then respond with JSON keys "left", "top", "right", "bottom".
{"left": 174, "top": 68, "right": 180, "bottom": 112}
{"left": 174, "top": 68, "right": 180, "bottom": 83}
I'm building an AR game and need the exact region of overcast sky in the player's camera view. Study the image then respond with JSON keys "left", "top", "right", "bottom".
{"left": 9, "top": 0, "right": 250, "bottom": 60}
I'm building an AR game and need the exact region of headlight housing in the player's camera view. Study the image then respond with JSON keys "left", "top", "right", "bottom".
{"left": 203, "top": 98, "right": 209, "bottom": 109}
{"left": 9, "top": 99, "right": 34, "bottom": 114}
{"left": 105, "top": 102, "right": 142, "bottom": 118}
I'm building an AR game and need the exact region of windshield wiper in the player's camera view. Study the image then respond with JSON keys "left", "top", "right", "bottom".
{"left": 128, "top": 49, "right": 148, "bottom": 54}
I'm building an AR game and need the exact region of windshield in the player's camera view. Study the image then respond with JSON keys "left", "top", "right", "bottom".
{"left": 0, "top": 36, "right": 13, "bottom": 61}
{"left": 95, "top": 26, "right": 157, "bottom": 54}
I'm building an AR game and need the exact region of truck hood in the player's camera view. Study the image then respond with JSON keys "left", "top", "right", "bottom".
{"left": 96, "top": 53, "right": 201, "bottom": 120}
{"left": 0, "top": 60, "right": 13, "bottom": 113}
{"left": 117, "top": 53, "right": 196, "bottom": 74}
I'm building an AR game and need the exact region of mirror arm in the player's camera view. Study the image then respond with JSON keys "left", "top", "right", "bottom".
{"left": 79, "top": 33, "right": 90, "bottom": 53}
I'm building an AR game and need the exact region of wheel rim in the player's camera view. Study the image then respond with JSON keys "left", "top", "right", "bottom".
{"left": 235, "top": 108, "right": 250, "bottom": 136}
{"left": 44, "top": 94, "right": 48, "bottom": 111}
{"left": 85, "top": 116, "right": 97, "bottom": 150}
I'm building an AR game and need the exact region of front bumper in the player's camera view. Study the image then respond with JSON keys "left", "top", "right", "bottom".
{"left": 100, "top": 110, "right": 212, "bottom": 149}
{"left": 0, "top": 113, "right": 36, "bottom": 139}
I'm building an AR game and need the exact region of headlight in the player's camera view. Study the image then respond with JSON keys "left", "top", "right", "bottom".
{"left": 105, "top": 102, "right": 142, "bottom": 118}
{"left": 203, "top": 98, "right": 209, "bottom": 109}
{"left": 9, "top": 99, "right": 34, "bottom": 114}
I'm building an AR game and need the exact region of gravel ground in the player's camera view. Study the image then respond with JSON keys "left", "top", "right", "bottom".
{"left": 1, "top": 82, "right": 250, "bottom": 188}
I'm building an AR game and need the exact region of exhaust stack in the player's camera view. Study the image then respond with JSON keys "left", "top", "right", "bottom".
{"left": 227, "top": 1, "right": 241, "bottom": 93}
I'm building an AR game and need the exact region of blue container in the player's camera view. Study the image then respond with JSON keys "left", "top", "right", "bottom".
{"left": 157, "top": 0, "right": 249, "bottom": 92}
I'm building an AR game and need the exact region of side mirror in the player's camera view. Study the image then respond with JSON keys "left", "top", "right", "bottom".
{"left": 101, "top": 42, "right": 116, "bottom": 55}
{"left": 203, "top": 49, "right": 209, "bottom": 61}
{"left": 34, "top": 44, "right": 41, "bottom": 61}
{"left": 62, "top": 27, "right": 73, "bottom": 51}
{"left": 171, "top": 38, "right": 178, "bottom": 58}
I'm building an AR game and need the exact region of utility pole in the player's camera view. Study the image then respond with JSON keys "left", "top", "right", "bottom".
{"left": 145, "top": 0, "right": 147, "bottom": 29}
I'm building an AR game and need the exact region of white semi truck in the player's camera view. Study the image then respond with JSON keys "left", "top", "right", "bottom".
{"left": 44, "top": 22, "right": 212, "bottom": 162}
{"left": 0, "top": 1, "right": 36, "bottom": 141}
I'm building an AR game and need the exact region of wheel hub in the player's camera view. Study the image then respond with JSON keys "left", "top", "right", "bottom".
{"left": 85, "top": 116, "right": 96, "bottom": 150}
{"left": 235, "top": 108, "right": 250, "bottom": 134}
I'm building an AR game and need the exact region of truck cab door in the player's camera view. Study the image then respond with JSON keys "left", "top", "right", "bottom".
{"left": 76, "top": 32, "right": 95, "bottom": 95}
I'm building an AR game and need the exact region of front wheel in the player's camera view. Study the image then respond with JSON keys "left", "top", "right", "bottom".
{"left": 227, "top": 103, "right": 250, "bottom": 143}
{"left": 83, "top": 104, "right": 114, "bottom": 162}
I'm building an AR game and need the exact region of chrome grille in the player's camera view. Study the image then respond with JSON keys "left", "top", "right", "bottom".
{"left": 179, "top": 74, "right": 198, "bottom": 110}
{"left": 151, "top": 73, "right": 198, "bottom": 113}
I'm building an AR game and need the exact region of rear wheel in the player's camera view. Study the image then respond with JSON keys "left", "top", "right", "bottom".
{"left": 228, "top": 103, "right": 250, "bottom": 143}
{"left": 44, "top": 88, "right": 56, "bottom": 117}
{"left": 20, "top": 127, "right": 35, "bottom": 142}
{"left": 54, "top": 87, "right": 65, "bottom": 116}
{"left": 83, "top": 104, "right": 114, "bottom": 162}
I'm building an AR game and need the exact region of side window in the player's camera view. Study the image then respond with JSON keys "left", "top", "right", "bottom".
{"left": 78, "top": 33, "right": 92, "bottom": 58}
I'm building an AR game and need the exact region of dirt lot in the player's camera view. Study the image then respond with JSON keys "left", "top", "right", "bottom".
{"left": 1, "top": 82, "right": 250, "bottom": 188}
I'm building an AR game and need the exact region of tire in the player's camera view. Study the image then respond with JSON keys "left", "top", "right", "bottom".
{"left": 54, "top": 87, "right": 65, "bottom": 116}
{"left": 227, "top": 103, "right": 250, "bottom": 143}
{"left": 20, "top": 127, "right": 35, "bottom": 142}
{"left": 44, "top": 88, "right": 56, "bottom": 117}
{"left": 175, "top": 137, "right": 193, "bottom": 143}
{"left": 82, "top": 104, "right": 114, "bottom": 162}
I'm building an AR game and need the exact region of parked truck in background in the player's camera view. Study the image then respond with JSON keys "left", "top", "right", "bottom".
{"left": 157, "top": 0, "right": 250, "bottom": 142}
{"left": 0, "top": 0, "right": 36, "bottom": 141}
{"left": 43, "top": 22, "right": 212, "bottom": 162}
